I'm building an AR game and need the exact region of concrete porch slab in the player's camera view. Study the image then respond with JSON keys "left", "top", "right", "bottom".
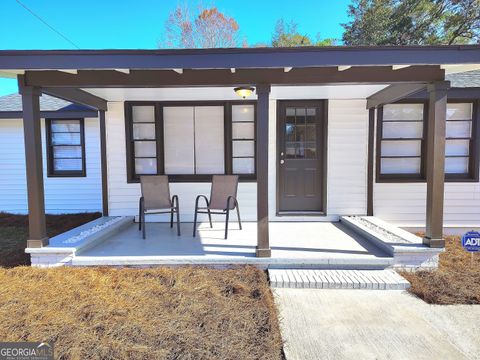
{"left": 25, "top": 216, "right": 442, "bottom": 269}
{"left": 71, "top": 221, "right": 393, "bottom": 269}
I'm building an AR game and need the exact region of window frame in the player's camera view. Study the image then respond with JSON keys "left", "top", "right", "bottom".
{"left": 376, "top": 100, "right": 428, "bottom": 183}
{"left": 125, "top": 100, "right": 257, "bottom": 183}
{"left": 443, "top": 99, "right": 479, "bottom": 182}
{"left": 45, "top": 118, "right": 86, "bottom": 178}
{"left": 376, "top": 99, "right": 480, "bottom": 183}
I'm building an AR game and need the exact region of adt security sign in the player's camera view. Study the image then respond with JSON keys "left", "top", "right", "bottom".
{"left": 462, "top": 231, "right": 480, "bottom": 252}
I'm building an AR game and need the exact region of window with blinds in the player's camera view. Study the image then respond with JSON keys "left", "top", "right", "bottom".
{"left": 131, "top": 105, "right": 157, "bottom": 175}
{"left": 378, "top": 102, "right": 477, "bottom": 181}
{"left": 126, "top": 101, "right": 257, "bottom": 182}
{"left": 163, "top": 106, "right": 225, "bottom": 175}
{"left": 378, "top": 103, "right": 425, "bottom": 178}
{"left": 46, "top": 119, "right": 85, "bottom": 177}
{"left": 231, "top": 104, "right": 255, "bottom": 174}
{"left": 445, "top": 103, "right": 473, "bottom": 176}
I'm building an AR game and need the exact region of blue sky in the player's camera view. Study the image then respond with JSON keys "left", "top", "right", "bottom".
{"left": 0, "top": 0, "right": 351, "bottom": 95}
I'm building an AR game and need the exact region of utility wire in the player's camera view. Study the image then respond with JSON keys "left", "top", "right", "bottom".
{"left": 15, "top": 0, "right": 80, "bottom": 49}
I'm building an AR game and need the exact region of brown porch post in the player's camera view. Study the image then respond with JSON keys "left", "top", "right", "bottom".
{"left": 255, "top": 84, "right": 271, "bottom": 257}
{"left": 20, "top": 84, "right": 48, "bottom": 248}
{"left": 367, "top": 108, "right": 375, "bottom": 216}
{"left": 423, "top": 81, "right": 450, "bottom": 248}
{"left": 99, "top": 110, "right": 109, "bottom": 216}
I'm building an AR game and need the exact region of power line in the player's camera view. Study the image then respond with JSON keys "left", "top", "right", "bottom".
{"left": 15, "top": 0, "right": 80, "bottom": 49}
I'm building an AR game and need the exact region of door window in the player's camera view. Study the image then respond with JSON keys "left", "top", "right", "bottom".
{"left": 285, "top": 107, "right": 317, "bottom": 159}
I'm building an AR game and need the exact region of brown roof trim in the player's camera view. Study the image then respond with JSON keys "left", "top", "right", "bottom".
{"left": 23, "top": 66, "right": 445, "bottom": 88}
{"left": 0, "top": 110, "right": 98, "bottom": 119}
{"left": 367, "top": 83, "right": 427, "bottom": 109}
{"left": 1, "top": 45, "right": 479, "bottom": 70}
{"left": 407, "top": 87, "right": 480, "bottom": 99}
{"left": 1, "top": 44, "right": 480, "bottom": 55}
{"left": 42, "top": 87, "right": 108, "bottom": 111}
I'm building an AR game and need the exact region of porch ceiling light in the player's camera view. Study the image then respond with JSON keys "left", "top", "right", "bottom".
{"left": 234, "top": 86, "right": 255, "bottom": 99}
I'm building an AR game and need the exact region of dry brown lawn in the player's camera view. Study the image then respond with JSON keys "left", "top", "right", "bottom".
{"left": 0, "top": 266, "right": 283, "bottom": 360}
{"left": 402, "top": 235, "right": 480, "bottom": 305}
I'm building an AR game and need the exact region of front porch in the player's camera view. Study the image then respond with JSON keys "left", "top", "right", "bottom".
{"left": 26, "top": 216, "right": 442, "bottom": 269}
{"left": 73, "top": 221, "right": 390, "bottom": 267}
{"left": 6, "top": 47, "right": 478, "bottom": 261}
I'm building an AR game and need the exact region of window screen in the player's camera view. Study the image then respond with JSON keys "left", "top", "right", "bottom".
{"left": 46, "top": 119, "right": 85, "bottom": 176}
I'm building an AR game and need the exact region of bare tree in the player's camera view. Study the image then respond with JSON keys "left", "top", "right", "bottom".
{"left": 161, "top": 4, "right": 242, "bottom": 48}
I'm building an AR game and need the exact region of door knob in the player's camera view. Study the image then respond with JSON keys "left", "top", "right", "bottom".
{"left": 280, "top": 159, "right": 285, "bottom": 164}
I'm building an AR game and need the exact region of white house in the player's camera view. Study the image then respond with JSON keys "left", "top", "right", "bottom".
{"left": 1, "top": 70, "right": 478, "bottom": 229}
{"left": 0, "top": 94, "right": 102, "bottom": 214}
{"left": 0, "top": 46, "right": 479, "bottom": 267}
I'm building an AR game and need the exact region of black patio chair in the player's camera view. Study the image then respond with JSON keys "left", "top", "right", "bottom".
{"left": 193, "top": 175, "right": 242, "bottom": 239}
{"left": 138, "top": 175, "right": 180, "bottom": 239}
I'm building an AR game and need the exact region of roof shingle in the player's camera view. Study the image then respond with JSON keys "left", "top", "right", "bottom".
{"left": 0, "top": 93, "right": 93, "bottom": 112}
{"left": 446, "top": 70, "right": 480, "bottom": 88}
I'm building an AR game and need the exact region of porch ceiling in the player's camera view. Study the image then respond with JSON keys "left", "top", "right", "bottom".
{"left": 81, "top": 85, "right": 390, "bottom": 102}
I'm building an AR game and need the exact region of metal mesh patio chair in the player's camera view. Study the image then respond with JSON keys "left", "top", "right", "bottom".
{"left": 138, "top": 175, "right": 180, "bottom": 239}
{"left": 193, "top": 175, "right": 241, "bottom": 239}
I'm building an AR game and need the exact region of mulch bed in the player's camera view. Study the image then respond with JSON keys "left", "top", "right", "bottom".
{"left": 0, "top": 266, "right": 283, "bottom": 360}
{"left": 401, "top": 235, "right": 480, "bottom": 305}
{"left": 0, "top": 212, "right": 101, "bottom": 267}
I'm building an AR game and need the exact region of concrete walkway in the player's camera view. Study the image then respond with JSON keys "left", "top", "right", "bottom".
{"left": 274, "top": 289, "right": 480, "bottom": 360}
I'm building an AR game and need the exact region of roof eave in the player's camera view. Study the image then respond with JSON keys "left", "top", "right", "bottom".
{"left": 0, "top": 45, "right": 479, "bottom": 71}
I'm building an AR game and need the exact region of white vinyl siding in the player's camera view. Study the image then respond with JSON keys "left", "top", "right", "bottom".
{"left": 326, "top": 100, "right": 368, "bottom": 215}
{"left": 0, "top": 118, "right": 102, "bottom": 214}
{"left": 374, "top": 182, "right": 480, "bottom": 227}
{"left": 101, "top": 87, "right": 479, "bottom": 229}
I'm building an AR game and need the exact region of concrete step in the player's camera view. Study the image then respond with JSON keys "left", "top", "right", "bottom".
{"left": 268, "top": 269, "right": 410, "bottom": 290}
